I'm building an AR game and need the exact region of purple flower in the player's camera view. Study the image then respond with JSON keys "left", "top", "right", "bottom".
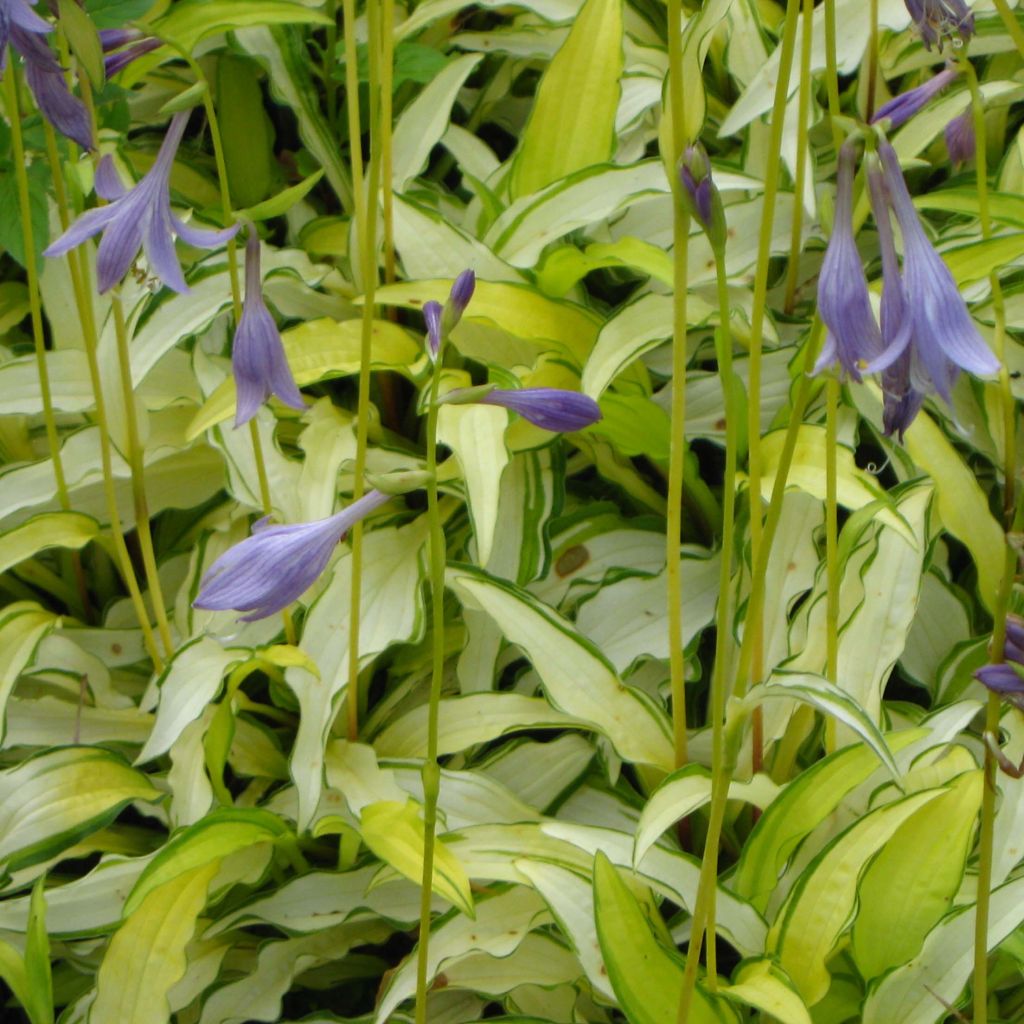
{"left": 448, "top": 269, "right": 476, "bottom": 320}
{"left": 903, "top": 0, "right": 975, "bottom": 51}
{"left": 1006, "top": 614, "right": 1024, "bottom": 664}
{"left": 679, "top": 144, "right": 725, "bottom": 248}
{"left": 865, "top": 162, "right": 920, "bottom": 438}
{"left": 193, "top": 490, "right": 391, "bottom": 620}
{"left": 944, "top": 109, "right": 975, "bottom": 165}
{"left": 871, "top": 68, "right": 957, "bottom": 129}
{"left": 974, "top": 663, "right": 1024, "bottom": 711}
{"left": 423, "top": 300, "right": 443, "bottom": 359}
{"left": 1, "top": 0, "right": 92, "bottom": 150}
{"left": 43, "top": 111, "right": 240, "bottom": 293}
{"left": 877, "top": 141, "right": 999, "bottom": 401}
{"left": 103, "top": 37, "right": 161, "bottom": 78}
{"left": 479, "top": 388, "right": 602, "bottom": 432}
{"left": 232, "top": 226, "right": 305, "bottom": 427}
{"left": 814, "top": 141, "right": 885, "bottom": 380}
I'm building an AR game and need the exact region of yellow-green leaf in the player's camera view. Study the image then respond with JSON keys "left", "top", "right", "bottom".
{"left": 91, "top": 861, "right": 220, "bottom": 1024}
{"left": 359, "top": 800, "right": 474, "bottom": 917}
{"left": 0, "top": 512, "right": 99, "bottom": 577}
{"left": 186, "top": 318, "right": 420, "bottom": 439}
{"left": 510, "top": 0, "right": 622, "bottom": 197}
{"left": 721, "top": 960, "right": 811, "bottom": 1024}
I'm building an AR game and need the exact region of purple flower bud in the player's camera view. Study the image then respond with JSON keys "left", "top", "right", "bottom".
{"left": 903, "top": 0, "right": 975, "bottom": 52}
{"left": 448, "top": 269, "right": 475, "bottom": 318}
{"left": 9, "top": 27, "right": 92, "bottom": 149}
{"left": 104, "top": 38, "right": 160, "bottom": 78}
{"left": 1004, "top": 614, "right": 1024, "bottom": 664}
{"left": 99, "top": 29, "right": 143, "bottom": 51}
{"left": 194, "top": 490, "right": 391, "bottom": 621}
{"left": 679, "top": 143, "right": 726, "bottom": 249}
{"left": 423, "top": 300, "right": 443, "bottom": 359}
{"left": 877, "top": 141, "right": 1000, "bottom": 400}
{"left": 871, "top": 68, "right": 957, "bottom": 129}
{"left": 44, "top": 111, "right": 240, "bottom": 293}
{"left": 944, "top": 109, "right": 975, "bottom": 166}
{"left": 813, "top": 140, "right": 885, "bottom": 380}
{"left": 232, "top": 226, "right": 305, "bottom": 427}
{"left": 974, "top": 662, "right": 1024, "bottom": 711}
{"left": 479, "top": 388, "right": 602, "bottom": 432}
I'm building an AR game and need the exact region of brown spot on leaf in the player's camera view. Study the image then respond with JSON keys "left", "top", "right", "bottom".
{"left": 556, "top": 544, "right": 590, "bottom": 577}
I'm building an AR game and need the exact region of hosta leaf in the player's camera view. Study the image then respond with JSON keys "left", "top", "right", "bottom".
{"left": 731, "top": 731, "right": 923, "bottom": 911}
{"left": 447, "top": 564, "right": 675, "bottom": 769}
{"left": 23, "top": 878, "right": 52, "bottom": 1024}
{"left": 154, "top": 1, "right": 331, "bottom": 54}
{"left": 851, "top": 770, "right": 983, "bottom": 980}
{"left": 719, "top": 959, "right": 811, "bottom": 1024}
{"left": 0, "top": 748, "right": 161, "bottom": 875}
{"left": 360, "top": 800, "right": 474, "bottom": 917}
{"left": 510, "top": 0, "right": 622, "bottom": 197}
{"left": 0, "top": 603, "right": 56, "bottom": 744}
{"left": 593, "top": 852, "right": 737, "bottom": 1024}
{"left": 123, "top": 809, "right": 291, "bottom": 916}
{"left": 767, "top": 788, "right": 945, "bottom": 1006}
{"left": 91, "top": 861, "right": 220, "bottom": 1024}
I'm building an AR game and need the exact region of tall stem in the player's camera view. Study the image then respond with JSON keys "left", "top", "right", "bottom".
{"left": 823, "top": 0, "right": 845, "bottom": 750}
{"left": 40, "top": 147, "right": 164, "bottom": 669}
{"left": 963, "top": 54, "right": 1017, "bottom": 1024}
{"left": 782, "top": 0, "right": 815, "bottom": 314}
{"left": 865, "top": 0, "right": 879, "bottom": 120}
{"left": 665, "top": 0, "right": 690, "bottom": 771}
{"left": 325, "top": 0, "right": 340, "bottom": 127}
{"left": 190, "top": 55, "right": 295, "bottom": 643}
{"left": 110, "top": 296, "right": 174, "bottom": 657}
{"left": 380, "top": 0, "right": 396, "bottom": 286}
{"left": 683, "top": 247, "right": 740, "bottom": 1000}
{"left": 346, "top": 0, "right": 383, "bottom": 742}
{"left": 992, "top": 0, "right": 1024, "bottom": 59}
{"left": 415, "top": 329, "right": 447, "bottom": 1024}
{"left": 741, "top": 0, "right": 802, "bottom": 776}
{"left": 2, "top": 62, "right": 91, "bottom": 620}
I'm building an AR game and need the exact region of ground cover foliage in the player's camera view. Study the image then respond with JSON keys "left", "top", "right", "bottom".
{"left": 2, "top": 0, "right": 1024, "bottom": 1021}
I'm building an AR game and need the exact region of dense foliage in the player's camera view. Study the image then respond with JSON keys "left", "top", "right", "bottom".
{"left": 1, "top": 0, "right": 1023, "bottom": 1022}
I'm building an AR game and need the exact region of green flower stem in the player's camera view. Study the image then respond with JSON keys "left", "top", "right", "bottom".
{"left": 325, "top": 0, "right": 340, "bottom": 127}
{"left": 992, "top": 0, "right": 1024, "bottom": 59}
{"left": 962, "top": 54, "right": 1017, "bottom": 1024}
{"left": 823, "top": 0, "right": 845, "bottom": 749}
{"left": 110, "top": 296, "right": 174, "bottom": 658}
{"left": 381, "top": 0, "right": 396, "bottom": 287}
{"left": 666, "top": 0, "right": 691, "bottom": 771}
{"left": 2, "top": 63, "right": 91, "bottom": 620}
{"left": 341, "top": 0, "right": 375, "bottom": 742}
{"left": 37, "top": 155, "right": 162, "bottom": 667}
{"left": 38, "top": 116, "right": 164, "bottom": 666}
{"left": 415, "top": 334, "right": 447, "bottom": 1024}
{"left": 739, "top": 0, "right": 802, "bottom": 776}
{"left": 690, "top": 245, "right": 740, "bottom": 993}
{"left": 782, "top": 0, "right": 815, "bottom": 314}
{"left": 186, "top": 55, "right": 296, "bottom": 645}
{"left": 865, "top": 0, "right": 879, "bottom": 120}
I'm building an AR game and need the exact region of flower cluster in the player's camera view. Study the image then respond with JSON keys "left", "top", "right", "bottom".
{"left": 974, "top": 615, "right": 1024, "bottom": 712}
{"left": 903, "top": 0, "right": 975, "bottom": 51}
{"left": 815, "top": 138, "right": 999, "bottom": 438}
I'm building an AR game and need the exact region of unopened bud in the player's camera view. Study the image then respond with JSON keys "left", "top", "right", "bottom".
{"left": 364, "top": 468, "right": 435, "bottom": 495}
{"left": 679, "top": 144, "right": 726, "bottom": 252}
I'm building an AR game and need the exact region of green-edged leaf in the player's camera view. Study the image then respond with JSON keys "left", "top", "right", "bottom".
{"left": 0, "top": 513, "right": 99, "bottom": 577}
{"left": 767, "top": 789, "right": 945, "bottom": 1005}
{"left": 91, "top": 861, "right": 220, "bottom": 1024}
{"left": 360, "top": 800, "right": 474, "bottom": 917}
{"left": 447, "top": 564, "right": 675, "bottom": 769}
{"left": 23, "top": 877, "right": 53, "bottom": 1024}
{"left": 0, "top": 748, "right": 161, "bottom": 874}
{"left": 124, "top": 809, "right": 291, "bottom": 915}
{"left": 154, "top": 1, "right": 331, "bottom": 53}
{"left": 731, "top": 731, "right": 923, "bottom": 911}
{"left": 720, "top": 959, "right": 811, "bottom": 1024}
{"left": 237, "top": 170, "right": 324, "bottom": 221}
{"left": 593, "top": 852, "right": 735, "bottom": 1024}
{"left": 0, "top": 603, "right": 56, "bottom": 744}
{"left": 510, "top": 0, "right": 622, "bottom": 197}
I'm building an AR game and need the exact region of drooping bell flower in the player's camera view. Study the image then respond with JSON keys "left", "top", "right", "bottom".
{"left": 903, "top": 0, "right": 975, "bottom": 51}
{"left": 478, "top": 387, "right": 602, "bottom": 432}
{"left": 679, "top": 143, "right": 726, "bottom": 250}
{"left": 193, "top": 490, "right": 391, "bottom": 621}
{"left": 944, "top": 109, "right": 975, "bottom": 165}
{"left": 813, "top": 140, "right": 885, "bottom": 380}
{"left": 1, "top": 0, "right": 92, "bottom": 149}
{"left": 865, "top": 161, "right": 920, "bottom": 439}
{"left": 876, "top": 140, "right": 1000, "bottom": 401}
{"left": 232, "top": 225, "right": 305, "bottom": 427}
{"left": 43, "top": 110, "right": 240, "bottom": 292}
{"left": 102, "top": 33, "right": 161, "bottom": 78}
{"left": 871, "top": 68, "right": 957, "bottom": 129}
